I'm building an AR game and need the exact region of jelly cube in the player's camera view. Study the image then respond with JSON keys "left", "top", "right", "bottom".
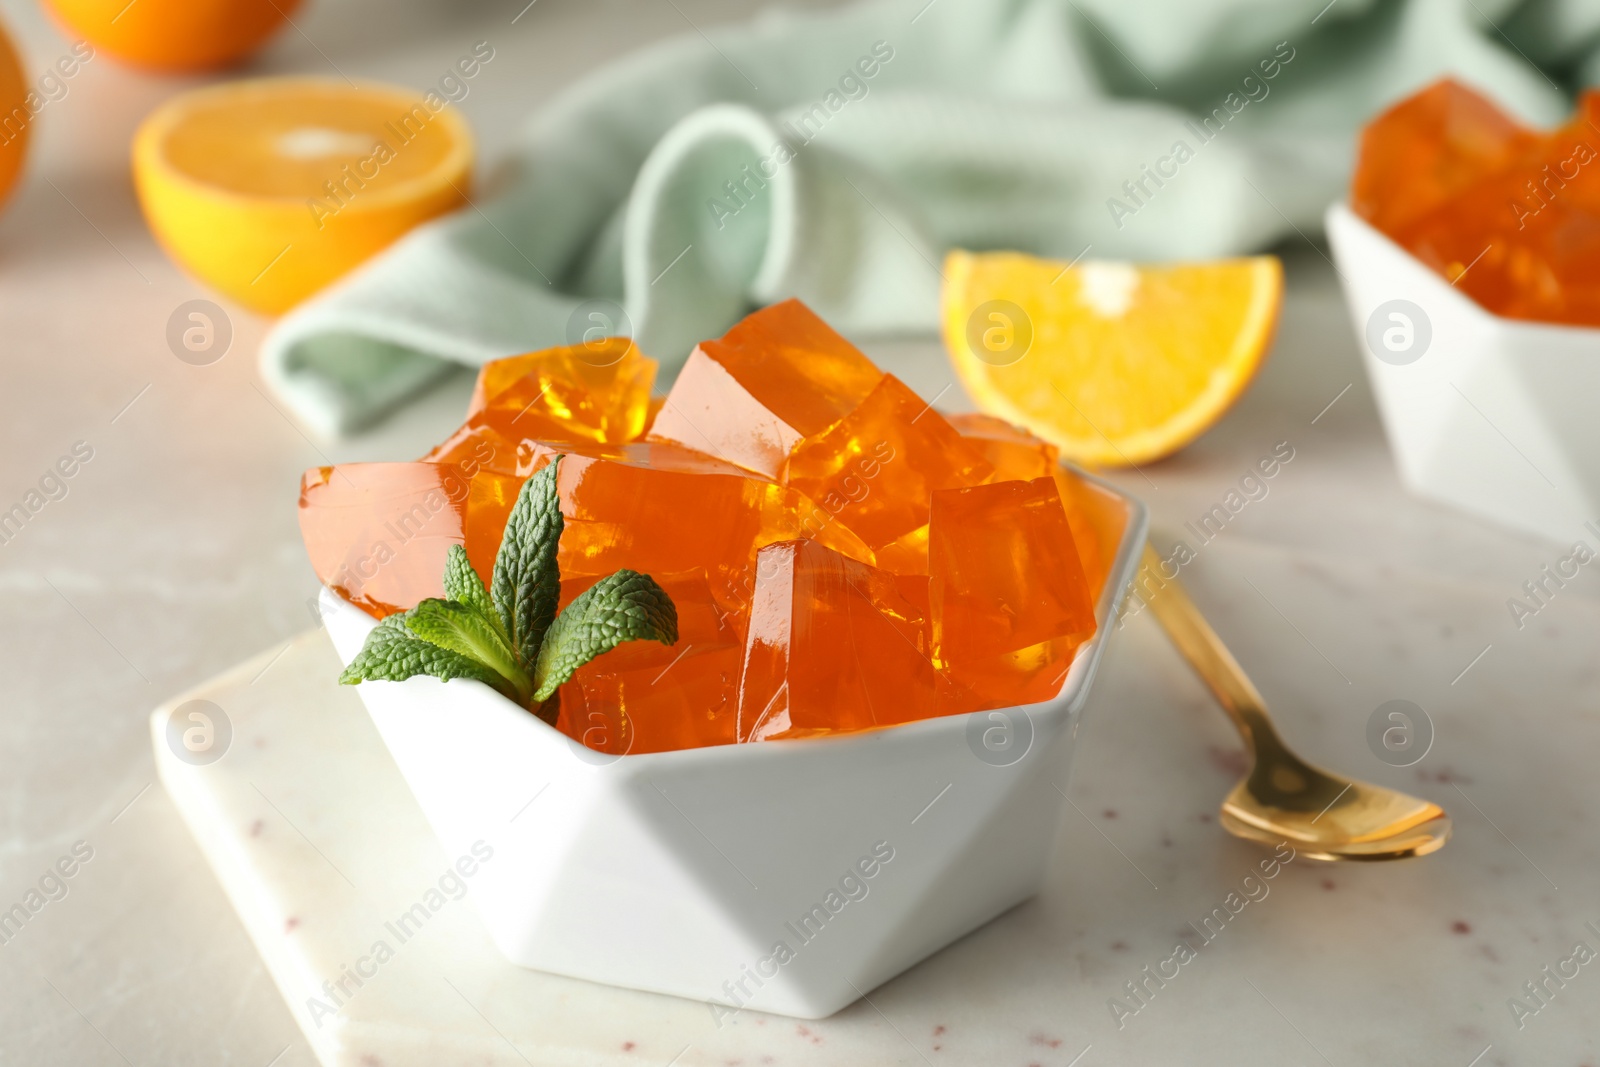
{"left": 928, "top": 478, "right": 1096, "bottom": 709}
{"left": 783, "top": 375, "right": 993, "bottom": 563}
{"left": 736, "top": 540, "right": 936, "bottom": 741}
{"left": 638, "top": 395, "right": 667, "bottom": 439}
{"left": 556, "top": 571, "right": 743, "bottom": 754}
{"left": 946, "top": 412, "right": 1126, "bottom": 598}
{"left": 547, "top": 445, "right": 876, "bottom": 622}
{"left": 558, "top": 645, "right": 743, "bottom": 755}
{"left": 299, "top": 459, "right": 519, "bottom": 619}
{"left": 468, "top": 337, "right": 656, "bottom": 446}
{"left": 648, "top": 299, "right": 883, "bottom": 477}
{"left": 1050, "top": 467, "right": 1127, "bottom": 603}
{"left": 945, "top": 412, "right": 1056, "bottom": 480}
{"left": 872, "top": 525, "right": 931, "bottom": 575}
{"left": 421, "top": 413, "right": 546, "bottom": 477}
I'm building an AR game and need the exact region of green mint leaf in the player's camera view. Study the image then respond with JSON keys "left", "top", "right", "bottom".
{"left": 442, "top": 544, "right": 497, "bottom": 622}
{"left": 531, "top": 570, "right": 678, "bottom": 702}
{"left": 492, "top": 458, "right": 564, "bottom": 670}
{"left": 340, "top": 614, "right": 519, "bottom": 701}
{"left": 404, "top": 598, "right": 533, "bottom": 704}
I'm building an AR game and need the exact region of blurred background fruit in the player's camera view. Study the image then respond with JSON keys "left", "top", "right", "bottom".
{"left": 42, "top": 0, "right": 300, "bottom": 73}
{"left": 132, "top": 77, "right": 473, "bottom": 314}
{"left": 943, "top": 251, "right": 1283, "bottom": 468}
{"left": 0, "top": 19, "right": 28, "bottom": 212}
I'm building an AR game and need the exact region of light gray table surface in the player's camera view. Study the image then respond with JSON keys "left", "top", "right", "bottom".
{"left": 1, "top": 0, "right": 1597, "bottom": 1064}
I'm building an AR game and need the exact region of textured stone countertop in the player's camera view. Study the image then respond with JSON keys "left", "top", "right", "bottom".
{"left": 2, "top": 0, "right": 1598, "bottom": 1063}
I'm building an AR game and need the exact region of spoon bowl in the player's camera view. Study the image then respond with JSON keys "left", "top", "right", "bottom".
{"left": 1220, "top": 763, "right": 1451, "bottom": 862}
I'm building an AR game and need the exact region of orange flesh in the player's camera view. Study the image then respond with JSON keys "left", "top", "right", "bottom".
{"left": 161, "top": 89, "right": 458, "bottom": 197}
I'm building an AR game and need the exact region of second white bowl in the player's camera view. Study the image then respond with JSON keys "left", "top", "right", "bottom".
{"left": 1326, "top": 202, "right": 1600, "bottom": 544}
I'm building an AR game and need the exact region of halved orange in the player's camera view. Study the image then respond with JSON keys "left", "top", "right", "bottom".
{"left": 943, "top": 251, "right": 1283, "bottom": 467}
{"left": 133, "top": 78, "right": 473, "bottom": 314}
{"left": 44, "top": 0, "right": 299, "bottom": 73}
{"left": 0, "top": 19, "right": 28, "bottom": 212}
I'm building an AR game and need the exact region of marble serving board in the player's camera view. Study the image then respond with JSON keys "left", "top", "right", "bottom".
{"left": 151, "top": 538, "right": 1600, "bottom": 1067}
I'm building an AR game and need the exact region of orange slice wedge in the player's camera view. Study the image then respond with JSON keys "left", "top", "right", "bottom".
{"left": 133, "top": 78, "right": 473, "bottom": 314}
{"left": 943, "top": 251, "right": 1283, "bottom": 467}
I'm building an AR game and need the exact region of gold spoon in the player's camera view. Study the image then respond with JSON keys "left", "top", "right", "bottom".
{"left": 1137, "top": 542, "right": 1450, "bottom": 862}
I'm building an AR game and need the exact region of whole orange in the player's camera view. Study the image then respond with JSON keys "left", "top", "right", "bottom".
{"left": 44, "top": 0, "right": 301, "bottom": 73}
{"left": 0, "top": 20, "right": 27, "bottom": 209}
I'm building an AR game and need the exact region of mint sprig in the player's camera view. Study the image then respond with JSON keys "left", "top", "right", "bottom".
{"left": 339, "top": 456, "right": 678, "bottom": 723}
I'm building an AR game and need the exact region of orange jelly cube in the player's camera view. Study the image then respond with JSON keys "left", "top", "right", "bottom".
{"left": 647, "top": 299, "right": 883, "bottom": 477}
{"left": 736, "top": 540, "right": 936, "bottom": 741}
{"left": 556, "top": 571, "right": 743, "bottom": 754}
{"left": 639, "top": 394, "right": 666, "bottom": 438}
{"left": 548, "top": 445, "right": 875, "bottom": 621}
{"left": 946, "top": 412, "right": 1056, "bottom": 480}
{"left": 928, "top": 478, "right": 1096, "bottom": 709}
{"left": 945, "top": 412, "right": 1127, "bottom": 598}
{"left": 558, "top": 646, "right": 743, "bottom": 755}
{"left": 1050, "top": 468, "right": 1128, "bottom": 603}
{"left": 421, "top": 412, "right": 545, "bottom": 477}
{"left": 424, "top": 340, "right": 659, "bottom": 474}
{"left": 299, "top": 460, "right": 519, "bottom": 619}
{"left": 783, "top": 375, "right": 992, "bottom": 563}
{"left": 467, "top": 337, "right": 656, "bottom": 446}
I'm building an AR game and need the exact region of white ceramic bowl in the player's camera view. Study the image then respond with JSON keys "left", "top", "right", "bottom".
{"left": 322, "top": 477, "right": 1146, "bottom": 1019}
{"left": 1326, "top": 202, "right": 1600, "bottom": 544}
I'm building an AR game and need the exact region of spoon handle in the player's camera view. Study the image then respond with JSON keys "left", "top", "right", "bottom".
{"left": 1136, "top": 542, "right": 1281, "bottom": 750}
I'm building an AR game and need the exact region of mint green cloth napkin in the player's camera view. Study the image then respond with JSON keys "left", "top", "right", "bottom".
{"left": 261, "top": 0, "right": 1592, "bottom": 437}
